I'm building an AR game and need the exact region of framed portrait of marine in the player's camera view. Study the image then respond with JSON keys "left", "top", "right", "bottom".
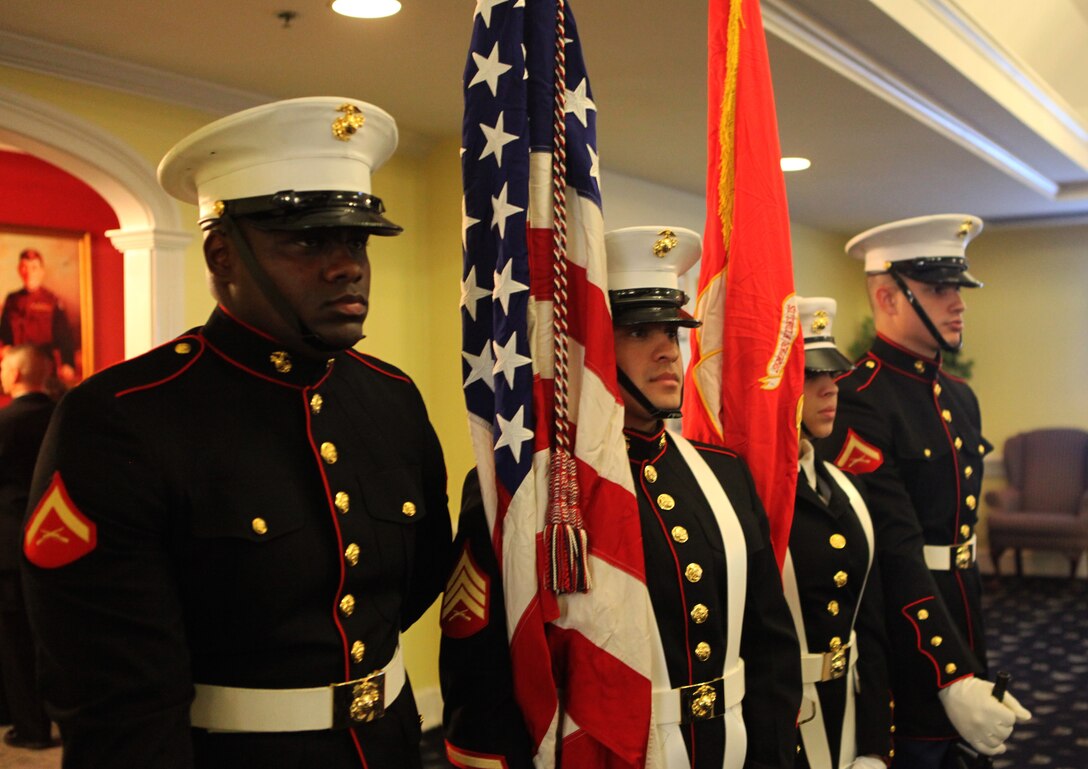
{"left": 0, "top": 223, "right": 94, "bottom": 389}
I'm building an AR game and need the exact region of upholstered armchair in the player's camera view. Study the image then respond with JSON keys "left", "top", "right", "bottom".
{"left": 985, "top": 428, "right": 1088, "bottom": 577}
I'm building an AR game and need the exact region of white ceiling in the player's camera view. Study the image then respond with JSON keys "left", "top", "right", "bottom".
{"left": 2, "top": 0, "right": 1087, "bottom": 235}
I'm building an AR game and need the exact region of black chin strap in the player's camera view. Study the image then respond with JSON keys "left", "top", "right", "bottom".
{"left": 616, "top": 367, "right": 683, "bottom": 421}
{"left": 219, "top": 215, "right": 346, "bottom": 356}
{"left": 888, "top": 269, "right": 962, "bottom": 354}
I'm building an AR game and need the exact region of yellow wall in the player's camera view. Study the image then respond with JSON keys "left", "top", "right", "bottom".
{"left": 790, "top": 221, "right": 868, "bottom": 353}
{"left": 966, "top": 223, "right": 1088, "bottom": 439}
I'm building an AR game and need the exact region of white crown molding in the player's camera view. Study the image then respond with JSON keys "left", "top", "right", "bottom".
{"left": 762, "top": 0, "right": 1087, "bottom": 200}
{"left": 883, "top": 0, "right": 1088, "bottom": 167}
{"left": 0, "top": 30, "right": 270, "bottom": 116}
{"left": 0, "top": 30, "right": 433, "bottom": 158}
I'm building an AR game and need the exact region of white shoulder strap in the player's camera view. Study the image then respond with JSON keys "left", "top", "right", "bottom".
{"left": 667, "top": 431, "right": 748, "bottom": 769}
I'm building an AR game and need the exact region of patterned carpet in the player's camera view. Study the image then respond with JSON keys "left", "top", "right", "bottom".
{"left": 983, "top": 576, "right": 1088, "bottom": 769}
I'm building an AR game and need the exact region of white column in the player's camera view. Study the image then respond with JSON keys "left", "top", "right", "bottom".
{"left": 106, "top": 228, "right": 193, "bottom": 359}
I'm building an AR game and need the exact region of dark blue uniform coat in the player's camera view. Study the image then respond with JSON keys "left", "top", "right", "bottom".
{"left": 817, "top": 335, "right": 991, "bottom": 741}
{"left": 21, "top": 307, "right": 451, "bottom": 768}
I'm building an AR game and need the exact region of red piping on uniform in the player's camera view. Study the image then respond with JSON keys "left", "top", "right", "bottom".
{"left": 302, "top": 389, "right": 350, "bottom": 677}
{"left": 901, "top": 597, "right": 973, "bottom": 690}
{"left": 216, "top": 303, "right": 280, "bottom": 342}
{"left": 932, "top": 375, "right": 976, "bottom": 648}
{"left": 200, "top": 336, "right": 307, "bottom": 389}
{"left": 300, "top": 386, "right": 370, "bottom": 766}
{"left": 347, "top": 348, "right": 412, "bottom": 383}
{"left": 115, "top": 336, "right": 205, "bottom": 398}
{"left": 875, "top": 333, "right": 940, "bottom": 366}
{"left": 636, "top": 456, "right": 696, "bottom": 689}
{"left": 849, "top": 355, "right": 881, "bottom": 393}
{"left": 693, "top": 443, "right": 739, "bottom": 459}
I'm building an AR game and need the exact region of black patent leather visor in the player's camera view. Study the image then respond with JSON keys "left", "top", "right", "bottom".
{"left": 610, "top": 288, "right": 702, "bottom": 328}
{"left": 213, "top": 190, "right": 402, "bottom": 235}
{"left": 889, "top": 256, "right": 982, "bottom": 287}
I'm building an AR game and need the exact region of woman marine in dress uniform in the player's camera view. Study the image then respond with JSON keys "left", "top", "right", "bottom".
{"left": 784, "top": 297, "right": 891, "bottom": 769}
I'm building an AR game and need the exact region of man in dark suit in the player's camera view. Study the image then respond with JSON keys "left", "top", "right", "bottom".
{"left": 819, "top": 215, "right": 1030, "bottom": 768}
{"left": 20, "top": 97, "right": 451, "bottom": 768}
{"left": 0, "top": 344, "right": 58, "bottom": 750}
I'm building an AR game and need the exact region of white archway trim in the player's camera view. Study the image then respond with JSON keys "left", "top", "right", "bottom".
{"left": 0, "top": 85, "right": 192, "bottom": 358}
{"left": 106, "top": 229, "right": 194, "bottom": 356}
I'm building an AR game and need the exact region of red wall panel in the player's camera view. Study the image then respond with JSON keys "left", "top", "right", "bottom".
{"left": 0, "top": 149, "right": 127, "bottom": 381}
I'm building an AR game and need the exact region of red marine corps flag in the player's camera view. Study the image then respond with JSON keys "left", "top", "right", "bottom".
{"left": 683, "top": 0, "right": 804, "bottom": 565}
{"left": 458, "top": 0, "right": 655, "bottom": 766}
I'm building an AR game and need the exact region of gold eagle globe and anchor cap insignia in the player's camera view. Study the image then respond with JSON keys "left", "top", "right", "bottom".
{"left": 157, "top": 96, "right": 402, "bottom": 234}
{"left": 606, "top": 225, "right": 702, "bottom": 328}
{"left": 652, "top": 229, "right": 679, "bottom": 258}
{"left": 332, "top": 103, "right": 366, "bottom": 141}
{"left": 796, "top": 296, "right": 853, "bottom": 375}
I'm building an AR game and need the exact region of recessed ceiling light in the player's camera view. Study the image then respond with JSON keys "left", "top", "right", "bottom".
{"left": 780, "top": 157, "right": 811, "bottom": 172}
{"left": 330, "top": 0, "right": 401, "bottom": 19}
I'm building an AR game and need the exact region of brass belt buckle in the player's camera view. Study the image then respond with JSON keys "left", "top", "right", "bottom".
{"left": 679, "top": 678, "right": 722, "bottom": 723}
{"left": 822, "top": 638, "right": 850, "bottom": 681}
{"left": 955, "top": 542, "right": 973, "bottom": 570}
{"left": 332, "top": 670, "right": 386, "bottom": 728}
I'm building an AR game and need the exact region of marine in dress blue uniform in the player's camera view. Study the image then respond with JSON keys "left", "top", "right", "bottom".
{"left": 785, "top": 298, "right": 891, "bottom": 769}
{"left": 20, "top": 97, "right": 451, "bottom": 768}
{"left": 816, "top": 216, "right": 1029, "bottom": 768}
{"left": 439, "top": 227, "right": 800, "bottom": 769}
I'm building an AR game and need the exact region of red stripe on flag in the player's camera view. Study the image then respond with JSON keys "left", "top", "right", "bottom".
{"left": 550, "top": 625, "right": 649, "bottom": 768}
{"left": 574, "top": 458, "right": 646, "bottom": 580}
{"left": 527, "top": 226, "right": 622, "bottom": 403}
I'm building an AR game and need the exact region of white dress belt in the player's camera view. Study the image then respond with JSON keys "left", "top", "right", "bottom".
{"left": 652, "top": 659, "right": 746, "bottom": 727}
{"left": 923, "top": 535, "right": 977, "bottom": 571}
{"left": 191, "top": 645, "right": 405, "bottom": 733}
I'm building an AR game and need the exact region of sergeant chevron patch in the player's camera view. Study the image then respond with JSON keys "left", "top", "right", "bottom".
{"left": 834, "top": 429, "right": 884, "bottom": 474}
{"left": 24, "top": 472, "right": 97, "bottom": 568}
{"left": 441, "top": 543, "right": 489, "bottom": 638}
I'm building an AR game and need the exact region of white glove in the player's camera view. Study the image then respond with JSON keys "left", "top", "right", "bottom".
{"left": 849, "top": 756, "right": 886, "bottom": 769}
{"left": 938, "top": 676, "right": 1032, "bottom": 755}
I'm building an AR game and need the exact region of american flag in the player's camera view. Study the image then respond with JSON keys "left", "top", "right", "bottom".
{"left": 460, "top": 0, "right": 655, "bottom": 765}
{"left": 682, "top": 0, "right": 803, "bottom": 566}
